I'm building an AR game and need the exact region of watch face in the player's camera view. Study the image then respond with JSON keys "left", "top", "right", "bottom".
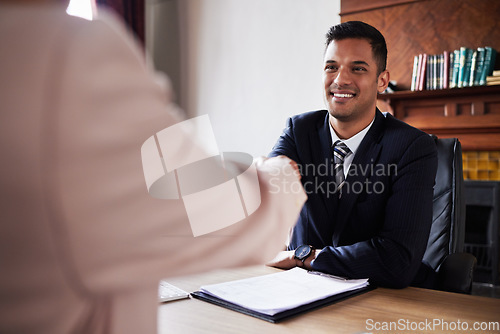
{"left": 295, "top": 245, "right": 311, "bottom": 260}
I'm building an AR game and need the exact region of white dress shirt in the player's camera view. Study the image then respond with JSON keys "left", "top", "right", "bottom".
{"left": 329, "top": 116, "right": 376, "bottom": 178}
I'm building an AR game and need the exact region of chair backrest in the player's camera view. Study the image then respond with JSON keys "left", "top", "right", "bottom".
{"left": 422, "top": 137, "right": 465, "bottom": 271}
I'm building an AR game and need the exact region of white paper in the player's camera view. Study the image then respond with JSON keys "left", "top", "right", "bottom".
{"left": 199, "top": 267, "right": 369, "bottom": 316}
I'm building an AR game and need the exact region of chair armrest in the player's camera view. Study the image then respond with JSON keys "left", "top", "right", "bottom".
{"left": 437, "top": 252, "right": 477, "bottom": 294}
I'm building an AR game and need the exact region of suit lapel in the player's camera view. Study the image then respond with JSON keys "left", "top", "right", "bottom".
{"left": 312, "top": 112, "right": 336, "bottom": 220}
{"left": 331, "top": 110, "right": 386, "bottom": 246}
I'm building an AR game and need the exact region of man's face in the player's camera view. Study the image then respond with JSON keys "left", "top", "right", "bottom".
{"left": 323, "top": 38, "right": 388, "bottom": 124}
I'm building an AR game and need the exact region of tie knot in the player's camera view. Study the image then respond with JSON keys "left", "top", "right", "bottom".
{"left": 333, "top": 140, "right": 350, "bottom": 162}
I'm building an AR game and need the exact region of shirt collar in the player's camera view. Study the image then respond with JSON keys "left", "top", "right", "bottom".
{"left": 329, "top": 115, "right": 376, "bottom": 156}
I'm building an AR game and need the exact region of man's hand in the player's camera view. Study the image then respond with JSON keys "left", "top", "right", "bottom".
{"left": 267, "top": 249, "right": 319, "bottom": 270}
{"left": 266, "top": 250, "right": 298, "bottom": 270}
{"left": 281, "top": 156, "right": 301, "bottom": 180}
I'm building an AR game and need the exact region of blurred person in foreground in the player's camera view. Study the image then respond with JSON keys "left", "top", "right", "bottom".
{"left": 0, "top": 1, "right": 306, "bottom": 333}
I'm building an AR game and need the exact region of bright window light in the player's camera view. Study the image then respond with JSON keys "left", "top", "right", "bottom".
{"left": 66, "top": 0, "right": 95, "bottom": 21}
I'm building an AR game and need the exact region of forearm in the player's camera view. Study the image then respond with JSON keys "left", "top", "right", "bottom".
{"left": 312, "top": 240, "right": 421, "bottom": 288}
{"left": 268, "top": 118, "right": 300, "bottom": 161}
{"left": 267, "top": 248, "right": 320, "bottom": 270}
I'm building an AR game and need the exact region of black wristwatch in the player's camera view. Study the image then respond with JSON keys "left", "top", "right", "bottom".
{"left": 294, "top": 245, "right": 314, "bottom": 264}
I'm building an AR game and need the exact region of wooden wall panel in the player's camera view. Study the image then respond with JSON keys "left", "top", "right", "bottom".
{"left": 341, "top": 0, "right": 421, "bottom": 15}
{"left": 340, "top": 0, "right": 500, "bottom": 90}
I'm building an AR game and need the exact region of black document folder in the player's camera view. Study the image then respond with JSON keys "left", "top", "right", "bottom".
{"left": 191, "top": 285, "right": 374, "bottom": 323}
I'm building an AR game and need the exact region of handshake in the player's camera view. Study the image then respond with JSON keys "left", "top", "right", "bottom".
{"left": 141, "top": 115, "right": 305, "bottom": 238}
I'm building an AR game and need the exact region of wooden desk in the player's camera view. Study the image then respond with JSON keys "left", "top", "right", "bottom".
{"left": 158, "top": 266, "right": 500, "bottom": 333}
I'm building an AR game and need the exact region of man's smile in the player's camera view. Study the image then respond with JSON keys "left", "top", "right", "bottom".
{"left": 330, "top": 91, "right": 356, "bottom": 102}
{"left": 333, "top": 93, "right": 354, "bottom": 98}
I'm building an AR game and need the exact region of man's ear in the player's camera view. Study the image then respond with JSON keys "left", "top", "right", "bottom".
{"left": 377, "top": 70, "right": 390, "bottom": 93}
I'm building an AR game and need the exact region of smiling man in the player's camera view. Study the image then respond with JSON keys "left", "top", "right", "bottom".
{"left": 267, "top": 21, "right": 439, "bottom": 289}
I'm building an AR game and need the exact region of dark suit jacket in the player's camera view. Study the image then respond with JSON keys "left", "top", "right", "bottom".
{"left": 269, "top": 109, "right": 438, "bottom": 288}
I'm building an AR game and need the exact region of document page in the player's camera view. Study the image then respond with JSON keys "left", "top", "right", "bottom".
{"left": 199, "top": 267, "right": 368, "bottom": 316}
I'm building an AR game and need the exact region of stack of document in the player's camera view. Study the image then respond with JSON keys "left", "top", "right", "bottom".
{"left": 191, "top": 267, "right": 370, "bottom": 322}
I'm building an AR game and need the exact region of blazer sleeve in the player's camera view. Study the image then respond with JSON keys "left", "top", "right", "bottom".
{"left": 49, "top": 14, "right": 306, "bottom": 294}
{"left": 268, "top": 117, "right": 301, "bottom": 162}
{"left": 311, "top": 133, "right": 438, "bottom": 288}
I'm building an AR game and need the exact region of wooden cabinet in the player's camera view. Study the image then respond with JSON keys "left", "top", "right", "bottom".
{"left": 378, "top": 86, "right": 500, "bottom": 150}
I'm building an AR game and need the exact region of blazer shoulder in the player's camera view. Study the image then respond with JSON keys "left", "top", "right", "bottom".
{"left": 287, "top": 110, "right": 328, "bottom": 132}
{"left": 383, "top": 112, "right": 432, "bottom": 141}
{"left": 377, "top": 113, "right": 437, "bottom": 159}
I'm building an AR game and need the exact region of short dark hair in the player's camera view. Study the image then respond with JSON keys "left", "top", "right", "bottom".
{"left": 325, "top": 21, "right": 387, "bottom": 76}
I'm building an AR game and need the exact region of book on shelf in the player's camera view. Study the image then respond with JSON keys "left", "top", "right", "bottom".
{"left": 464, "top": 50, "right": 477, "bottom": 87}
{"left": 457, "top": 47, "right": 472, "bottom": 88}
{"left": 411, "top": 46, "right": 497, "bottom": 91}
{"left": 412, "top": 52, "right": 448, "bottom": 91}
{"left": 418, "top": 53, "right": 427, "bottom": 91}
{"left": 443, "top": 50, "right": 449, "bottom": 89}
{"left": 486, "top": 70, "right": 500, "bottom": 86}
{"left": 431, "top": 54, "right": 441, "bottom": 90}
{"left": 426, "top": 54, "right": 432, "bottom": 90}
{"left": 487, "top": 76, "right": 500, "bottom": 82}
{"left": 450, "top": 49, "right": 460, "bottom": 88}
{"left": 479, "top": 47, "right": 497, "bottom": 85}
{"left": 410, "top": 55, "right": 419, "bottom": 91}
{"left": 414, "top": 53, "right": 427, "bottom": 91}
{"left": 473, "top": 47, "right": 485, "bottom": 86}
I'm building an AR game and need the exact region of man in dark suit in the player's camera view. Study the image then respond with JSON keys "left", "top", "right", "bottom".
{"left": 267, "top": 21, "right": 438, "bottom": 288}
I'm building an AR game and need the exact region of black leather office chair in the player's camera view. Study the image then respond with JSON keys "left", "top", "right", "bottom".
{"left": 421, "top": 136, "right": 477, "bottom": 294}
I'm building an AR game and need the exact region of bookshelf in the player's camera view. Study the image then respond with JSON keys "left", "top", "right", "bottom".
{"left": 378, "top": 85, "right": 500, "bottom": 151}
{"left": 341, "top": 0, "right": 500, "bottom": 151}
{"left": 340, "top": 0, "right": 500, "bottom": 91}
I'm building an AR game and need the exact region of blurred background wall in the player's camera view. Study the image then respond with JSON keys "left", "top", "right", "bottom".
{"left": 145, "top": 0, "right": 341, "bottom": 157}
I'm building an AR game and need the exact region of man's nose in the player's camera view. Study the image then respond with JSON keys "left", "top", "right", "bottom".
{"left": 334, "top": 68, "right": 352, "bottom": 86}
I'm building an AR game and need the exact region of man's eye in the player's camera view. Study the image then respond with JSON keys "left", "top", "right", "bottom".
{"left": 325, "top": 65, "right": 337, "bottom": 72}
{"left": 353, "top": 67, "right": 367, "bottom": 72}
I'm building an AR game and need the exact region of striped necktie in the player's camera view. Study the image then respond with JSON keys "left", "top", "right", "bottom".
{"left": 333, "top": 140, "right": 351, "bottom": 197}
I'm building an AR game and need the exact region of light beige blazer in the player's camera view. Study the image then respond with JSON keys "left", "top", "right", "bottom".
{"left": 0, "top": 4, "right": 305, "bottom": 333}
